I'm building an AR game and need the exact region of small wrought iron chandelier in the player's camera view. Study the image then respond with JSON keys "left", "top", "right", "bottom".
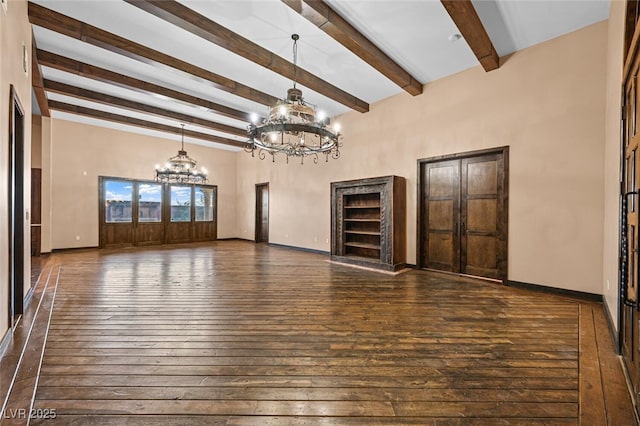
{"left": 155, "top": 124, "right": 208, "bottom": 184}
{"left": 246, "top": 34, "right": 342, "bottom": 164}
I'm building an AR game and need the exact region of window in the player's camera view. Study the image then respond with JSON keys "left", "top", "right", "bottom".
{"left": 104, "top": 179, "right": 133, "bottom": 223}
{"left": 99, "top": 177, "right": 218, "bottom": 248}
{"left": 170, "top": 185, "right": 192, "bottom": 222}
{"left": 195, "top": 186, "right": 215, "bottom": 222}
{"left": 138, "top": 183, "right": 162, "bottom": 222}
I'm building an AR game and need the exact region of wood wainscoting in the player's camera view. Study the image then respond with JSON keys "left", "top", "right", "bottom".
{"left": 0, "top": 241, "right": 632, "bottom": 424}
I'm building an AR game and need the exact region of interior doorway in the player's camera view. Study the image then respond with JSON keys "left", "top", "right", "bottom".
{"left": 8, "top": 85, "right": 25, "bottom": 328}
{"left": 417, "top": 147, "right": 508, "bottom": 282}
{"left": 255, "top": 183, "right": 269, "bottom": 243}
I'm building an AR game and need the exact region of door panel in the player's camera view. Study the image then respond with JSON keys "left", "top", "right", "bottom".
{"left": 100, "top": 178, "right": 135, "bottom": 248}
{"left": 193, "top": 186, "right": 217, "bottom": 242}
{"left": 428, "top": 165, "right": 458, "bottom": 197}
{"left": 461, "top": 155, "right": 504, "bottom": 280}
{"left": 136, "top": 224, "right": 163, "bottom": 246}
{"left": 422, "top": 160, "right": 460, "bottom": 272}
{"left": 31, "top": 168, "right": 42, "bottom": 256}
{"left": 466, "top": 160, "right": 497, "bottom": 195}
{"left": 255, "top": 183, "right": 269, "bottom": 243}
{"left": 428, "top": 200, "right": 454, "bottom": 229}
{"left": 466, "top": 199, "right": 497, "bottom": 232}
{"left": 427, "top": 234, "right": 455, "bottom": 268}
{"left": 136, "top": 182, "right": 163, "bottom": 246}
{"left": 166, "top": 185, "right": 193, "bottom": 244}
{"left": 465, "top": 235, "right": 498, "bottom": 277}
{"left": 8, "top": 86, "right": 25, "bottom": 326}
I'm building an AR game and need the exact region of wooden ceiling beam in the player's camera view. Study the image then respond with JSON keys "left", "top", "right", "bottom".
{"left": 28, "top": 2, "right": 279, "bottom": 107}
{"left": 48, "top": 100, "right": 248, "bottom": 149}
{"left": 441, "top": 0, "right": 499, "bottom": 72}
{"left": 282, "top": 0, "right": 422, "bottom": 96}
{"left": 43, "top": 80, "right": 247, "bottom": 137}
{"left": 31, "top": 36, "right": 50, "bottom": 117}
{"left": 36, "top": 49, "right": 253, "bottom": 123}
{"left": 124, "top": 0, "right": 370, "bottom": 113}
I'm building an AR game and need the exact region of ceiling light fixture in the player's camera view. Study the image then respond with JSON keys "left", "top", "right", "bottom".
{"left": 246, "top": 34, "right": 342, "bottom": 164}
{"left": 155, "top": 124, "right": 208, "bottom": 184}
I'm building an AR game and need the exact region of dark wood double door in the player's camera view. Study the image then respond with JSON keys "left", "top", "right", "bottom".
{"left": 418, "top": 148, "right": 508, "bottom": 281}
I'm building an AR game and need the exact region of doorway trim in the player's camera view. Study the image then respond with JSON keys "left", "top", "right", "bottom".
{"left": 416, "top": 146, "right": 509, "bottom": 281}
{"left": 255, "top": 183, "right": 269, "bottom": 243}
{"left": 8, "top": 85, "right": 26, "bottom": 328}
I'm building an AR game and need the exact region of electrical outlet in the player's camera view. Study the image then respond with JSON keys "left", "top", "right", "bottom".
{"left": 607, "top": 279, "right": 610, "bottom": 291}
{"left": 75, "top": 235, "right": 80, "bottom": 241}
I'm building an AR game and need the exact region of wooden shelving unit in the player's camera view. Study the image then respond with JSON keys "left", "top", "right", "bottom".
{"left": 331, "top": 176, "right": 406, "bottom": 272}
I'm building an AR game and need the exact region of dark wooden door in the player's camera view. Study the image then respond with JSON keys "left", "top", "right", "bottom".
{"left": 621, "top": 41, "right": 640, "bottom": 401}
{"left": 165, "top": 185, "right": 193, "bottom": 244}
{"left": 422, "top": 160, "right": 460, "bottom": 272}
{"left": 31, "top": 168, "right": 42, "bottom": 256}
{"left": 461, "top": 153, "right": 506, "bottom": 279}
{"left": 135, "top": 182, "right": 164, "bottom": 246}
{"left": 193, "top": 186, "right": 217, "bottom": 242}
{"left": 99, "top": 177, "right": 135, "bottom": 248}
{"left": 419, "top": 148, "right": 508, "bottom": 281}
{"left": 8, "top": 86, "right": 25, "bottom": 326}
{"left": 255, "top": 183, "right": 269, "bottom": 243}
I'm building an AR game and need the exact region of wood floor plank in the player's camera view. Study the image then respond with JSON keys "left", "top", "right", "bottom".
{"left": 29, "top": 415, "right": 580, "bottom": 426}
{"left": 40, "top": 355, "right": 578, "bottom": 369}
{"left": 11, "top": 241, "right": 632, "bottom": 423}
{"left": 592, "top": 304, "right": 638, "bottom": 425}
{"left": 33, "top": 399, "right": 396, "bottom": 416}
{"left": 36, "top": 374, "right": 579, "bottom": 389}
{"left": 34, "top": 386, "right": 578, "bottom": 403}
{"left": 578, "top": 304, "right": 607, "bottom": 425}
{"left": 392, "top": 401, "right": 578, "bottom": 417}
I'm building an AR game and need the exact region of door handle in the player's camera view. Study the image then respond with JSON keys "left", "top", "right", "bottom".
{"left": 461, "top": 222, "right": 466, "bottom": 235}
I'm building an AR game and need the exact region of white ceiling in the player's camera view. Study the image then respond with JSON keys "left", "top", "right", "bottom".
{"left": 31, "top": 0, "right": 610, "bottom": 151}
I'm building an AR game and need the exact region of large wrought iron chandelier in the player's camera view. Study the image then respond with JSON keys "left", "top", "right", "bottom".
{"left": 246, "top": 34, "right": 342, "bottom": 164}
{"left": 155, "top": 124, "right": 208, "bottom": 184}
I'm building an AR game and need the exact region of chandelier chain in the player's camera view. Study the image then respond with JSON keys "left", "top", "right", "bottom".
{"left": 292, "top": 34, "right": 298, "bottom": 89}
{"left": 180, "top": 123, "right": 185, "bottom": 151}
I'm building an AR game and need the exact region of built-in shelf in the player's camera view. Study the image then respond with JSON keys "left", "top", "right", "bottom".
{"left": 344, "top": 242, "right": 381, "bottom": 250}
{"left": 331, "top": 176, "right": 406, "bottom": 272}
{"left": 345, "top": 230, "right": 380, "bottom": 236}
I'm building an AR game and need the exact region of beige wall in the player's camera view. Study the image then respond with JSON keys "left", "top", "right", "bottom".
{"left": 0, "top": 0, "right": 33, "bottom": 335}
{"left": 603, "top": 1, "right": 626, "bottom": 328}
{"left": 50, "top": 119, "right": 238, "bottom": 249}
{"left": 236, "top": 21, "right": 608, "bottom": 294}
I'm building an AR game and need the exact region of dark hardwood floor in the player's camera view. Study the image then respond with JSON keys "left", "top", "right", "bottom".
{"left": 1, "top": 241, "right": 635, "bottom": 425}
